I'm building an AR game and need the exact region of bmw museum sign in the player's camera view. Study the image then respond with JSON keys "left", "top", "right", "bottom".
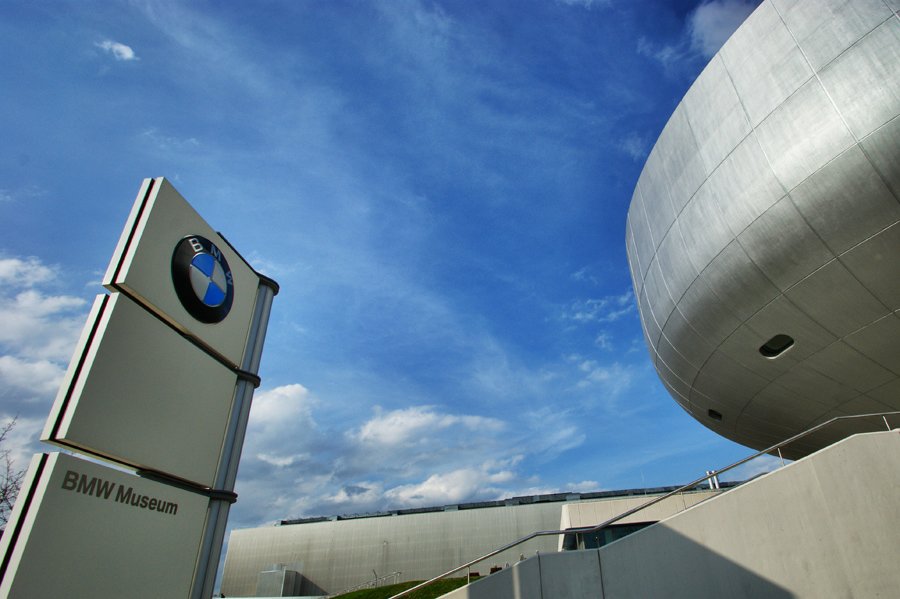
{"left": 0, "top": 178, "right": 278, "bottom": 598}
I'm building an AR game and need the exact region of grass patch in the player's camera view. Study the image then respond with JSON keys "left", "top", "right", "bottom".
{"left": 331, "top": 576, "right": 477, "bottom": 599}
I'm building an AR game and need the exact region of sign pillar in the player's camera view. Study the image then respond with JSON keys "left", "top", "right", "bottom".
{"left": 193, "top": 277, "right": 278, "bottom": 599}
{"left": 0, "top": 177, "right": 279, "bottom": 598}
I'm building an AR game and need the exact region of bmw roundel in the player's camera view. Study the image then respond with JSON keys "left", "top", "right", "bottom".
{"left": 171, "top": 235, "right": 234, "bottom": 323}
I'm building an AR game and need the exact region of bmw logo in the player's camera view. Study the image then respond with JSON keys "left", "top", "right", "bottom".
{"left": 171, "top": 235, "right": 234, "bottom": 323}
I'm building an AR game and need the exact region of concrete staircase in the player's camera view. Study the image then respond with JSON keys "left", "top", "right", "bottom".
{"left": 439, "top": 430, "right": 900, "bottom": 598}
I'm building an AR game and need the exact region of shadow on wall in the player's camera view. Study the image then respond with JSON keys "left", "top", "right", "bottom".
{"left": 442, "top": 531, "right": 792, "bottom": 599}
{"left": 597, "top": 526, "right": 794, "bottom": 599}
{"left": 298, "top": 576, "right": 327, "bottom": 597}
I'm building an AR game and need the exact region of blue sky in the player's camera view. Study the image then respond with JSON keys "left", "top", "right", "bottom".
{"left": 0, "top": 0, "right": 775, "bottom": 546}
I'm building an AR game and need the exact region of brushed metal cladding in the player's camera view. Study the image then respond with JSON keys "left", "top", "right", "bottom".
{"left": 629, "top": 189, "right": 657, "bottom": 280}
{"left": 819, "top": 18, "right": 900, "bottom": 139}
{"left": 736, "top": 195, "right": 832, "bottom": 291}
{"left": 657, "top": 222, "right": 697, "bottom": 304}
{"left": 222, "top": 503, "right": 562, "bottom": 597}
{"left": 639, "top": 150, "right": 678, "bottom": 243}
{"left": 839, "top": 221, "right": 900, "bottom": 309}
{"left": 785, "top": 260, "right": 889, "bottom": 338}
{"left": 861, "top": 114, "right": 900, "bottom": 197}
{"left": 869, "top": 379, "right": 900, "bottom": 408}
{"left": 772, "top": 0, "right": 893, "bottom": 71}
{"left": 706, "top": 134, "right": 785, "bottom": 238}
{"left": 790, "top": 145, "right": 900, "bottom": 254}
{"left": 683, "top": 57, "right": 752, "bottom": 175}
{"left": 754, "top": 77, "right": 855, "bottom": 191}
{"left": 719, "top": 1, "right": 813, "bottom": 127}
{"left": 625, "top": 0, "right": 900, "bottom": 457}
{"left": 657, "top": 106, "right": 707, "bottom": 213}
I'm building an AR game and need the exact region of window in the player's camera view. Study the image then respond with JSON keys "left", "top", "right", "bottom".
{"left": 565, "top": 522, "right": 654, "bottom": 550}
{"left": 759, "top": 334, "right": 794, "bottom": 358}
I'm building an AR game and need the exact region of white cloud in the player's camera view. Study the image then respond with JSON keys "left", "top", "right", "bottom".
{"left": 0, "top": 256, "right": 55, "bottom": 287}
{"left": 0, "top": 255, "right": 90, "bottom": 477}
{"left": 594, "top": 332, "right": 612, "bottom": 350}
{"left": 0, "top": 289, "right": 87, "bottom": 361}
{"left": 324, "top": 482, "right": 385, "bottom": 510}
{"left": 231, "top": 382, "right": 596, "bottom": 522}
{"left": 577, "top": 360, "right": 631, "bottom": 386}
{"left": 0, "top": 255, "right": 87, "bottom": 407}
{"left": 384, "top": 466, "right": 512, "bottom": 507}
{"left": 256, "top": 452, "right": 309, "bottom": 468}
{"left": 638, "top": 1, "right": 758, "bottom": 72}
{"left": 140, "top": 128, "right": 200, "bottom": 152}
{"left": 564, "top": 357, "right": 636, "bottom": 402}
{"left": 354, "top": 405, "right": 504, "bottom": 447}
{"left": 571, "top": 266, "right": 600, "bottom": 286}
{"left": 248, "top": 383, "right": 312, "bottom": 426}
{"left": 0, "top": 355, "right": 65, "bottom": 397}
{"left": 520, "top": 407, "right": 586, "bottom": 458}
{"left": 619, "top": 132, "right": 649, "bottom": 161}
{"left": 0, "top": 186, "right": 47, "bottom": 206}
{"left": 564, "top": 291, "right": 634, "bottom": 324}
{"left": 556, "top": 0, "right": 611, "bottom": 9}
{"left": 95, "top": 40, "right": 138, "bottom": 61}
{"left": 637, "top": 36, "right": 688, "bottom": 72}
{"left": 563, "top": 480, "right": 600, "bottom": 492}
{"left": 244, "top": 384, "right": 318, "bottom": 466}
{"left": 689, "top": 1, "right": 758, "bottom": 58}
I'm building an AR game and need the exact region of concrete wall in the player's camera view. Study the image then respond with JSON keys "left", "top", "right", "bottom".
{"left": 443, "top": 430, "right": 900, "bottom": 599}
{"left": 557, "top": 488, "right": 720, "bottom": 550}
{"left": 221, "top": 490, "right": 719, "bottom": 596}
{"left": 223, "top": 500, "right": 564, "bottom": 596}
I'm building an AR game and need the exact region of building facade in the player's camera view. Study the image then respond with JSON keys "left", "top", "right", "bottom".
{"left": 221, "top": 487, "right": 723, "bottom": 596}
{"left": 626, "top": 0, "right": 900, "bottom": 458}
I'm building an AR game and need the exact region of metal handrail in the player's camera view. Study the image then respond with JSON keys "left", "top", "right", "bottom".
{"left": 389, "top": 411, "right": 899, "bottom": 598}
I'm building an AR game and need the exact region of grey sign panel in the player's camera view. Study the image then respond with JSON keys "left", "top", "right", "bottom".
{"left": 42, "top": 293, "right": 238, "bottom": 487}
{"left": 0, "top": 452, "right": 209, "bottom": 598}
{"left": 103, "top": 177, "right": 259, "bottom": 369}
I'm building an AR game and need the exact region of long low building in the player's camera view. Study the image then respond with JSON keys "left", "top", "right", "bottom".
{"left": 221, "top": 485, "right": 728, "bottom": 597}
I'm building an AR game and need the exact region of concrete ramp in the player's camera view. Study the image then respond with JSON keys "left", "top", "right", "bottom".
{"left": 440, "top": 430, "right": 900, "bottom": 598}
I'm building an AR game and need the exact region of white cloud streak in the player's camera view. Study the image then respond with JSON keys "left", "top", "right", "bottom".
{"left": 638, "top": 1, "right": 759, "bottom": 71}
{"left": 619, "top": 132, "right": 649, "bottom": 161}
{"left": 0, "top": 355, "right": 65, "bottom": 397}
{"left": 95, "top": 40, "right": 138, "bottom": 61}
{"left": 232, "top": 383, "right": 597, "bottom": 522}
{"left": 354, "top": 406, "right": 504, "bottom": 447}
{"left": 564, "top": 291, "right": 635, "bottom": 324}
{"left": 0, "top": 255, "right": 90, "bottom": 485}
{"left": 140, "top": 128, "right": 200, "bottom": 152}
{"left": 0, "top": 288, "right": 87, "bottom": 361}
{"left": 0, "top": 256, "right": 55, "bottom": 287}
{"left": 384, "top": 466, "right": 515, "bottom": 507}
{"left": 555, "top": 0, "right": 612, "bottom": 9}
